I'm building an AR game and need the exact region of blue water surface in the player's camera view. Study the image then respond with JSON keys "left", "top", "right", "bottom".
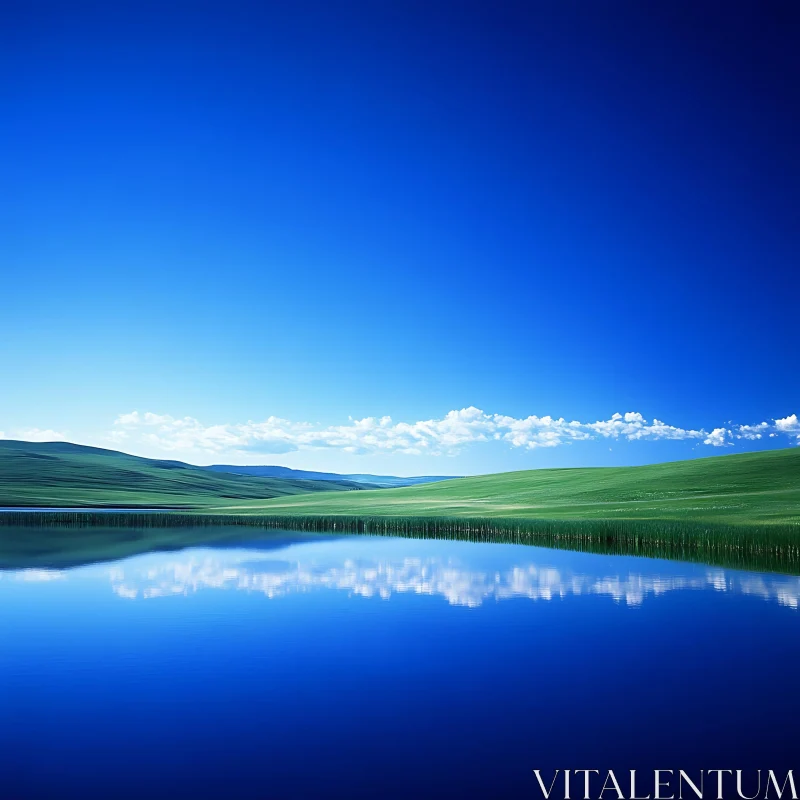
{"left": 1, "top": 532, "right": 798, "bottom": 798}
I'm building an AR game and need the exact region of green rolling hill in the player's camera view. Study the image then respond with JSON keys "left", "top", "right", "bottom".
{"left": 0, "top": 440, "right": 366, "bottom": 508}
{"left": 209, "top": 447, "right": 800, "bottom": 525}
{"left": 207, "top": 464, "right": 457, "bottom": 488}
{"left": 2, "top": 444, "right": 798, "bottom": 571}
{"left": 1, "top": 440, "right": 797, "bottom": 525}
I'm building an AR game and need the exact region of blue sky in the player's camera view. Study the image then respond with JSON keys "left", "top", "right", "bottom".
{"left": 2, "top": 2, "right": 798, "bottom": 474}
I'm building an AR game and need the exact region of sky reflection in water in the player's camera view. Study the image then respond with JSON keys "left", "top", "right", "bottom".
{"left": 5, "top": 535, "right": 800, "bottom": 609}
{"left": 1, "top": 533, "right": 799, "bottom": 799}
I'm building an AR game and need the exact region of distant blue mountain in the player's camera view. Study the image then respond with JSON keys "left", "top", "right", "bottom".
{"left": 206, "top": 465, "right": 460, "bottom": 489}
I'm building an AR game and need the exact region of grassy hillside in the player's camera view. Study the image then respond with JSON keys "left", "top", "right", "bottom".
{"left": 0, "top": 440, "right": 364, "bottom": 508}
{"left": 208, "top": 464, "right": 458, "bottom": 488}
{"left": 2, "top": 441, "right": 797, "bottom": 524}
{"left": 2, "top": 446, "right": 799, "bottom": 572}
{"left": 209, "top": 448, "right": 800, "bottom": 525}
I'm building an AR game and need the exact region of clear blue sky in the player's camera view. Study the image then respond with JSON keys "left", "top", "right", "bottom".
{"left": 2, "top": 2, "right": 798, "bottom": 474}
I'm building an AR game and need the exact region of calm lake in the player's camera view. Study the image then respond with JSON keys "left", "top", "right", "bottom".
{"left": 1, "top": 529, "right": 798, "bottom": 798}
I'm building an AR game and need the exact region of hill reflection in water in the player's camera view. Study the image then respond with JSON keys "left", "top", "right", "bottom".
{"left": 3, "top": 532, "right": 800, "bottom": 798}
{"left": 5, "top": 535, "right": 799, "bottom": 609}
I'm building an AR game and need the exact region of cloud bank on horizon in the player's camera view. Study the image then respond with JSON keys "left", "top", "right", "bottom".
{"left": 85, "top": 408, "right": 800, "bottom": 458}
{"left": 0, "top": 428, "right": 69, "bottom": 443}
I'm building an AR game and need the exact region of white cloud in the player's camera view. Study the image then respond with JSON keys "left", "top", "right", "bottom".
{"left": 586, "top": 412, "right": 703, "bottom": 442}
{"left": 703, "top": 428, "right": 732, "bottom": 447}
{"left": 114, "top": 411, "right": 141, "bottom": 426}
{"left": 107, "top": 407, "right": 800, "bottom": 458}
{"left": 8, "top": 408, "right": 797, "bottom": 459}
{"left": 736, "top": 422, "right": 769, "bottom": 440}
{"left": 776, "top": 414, "right": 800, "bottom": 433}
{"left": 16, "top": 569, "right": 65, "bottom": 582}
{"left": 12, "top": 428, "right": 67, "bottom": 443}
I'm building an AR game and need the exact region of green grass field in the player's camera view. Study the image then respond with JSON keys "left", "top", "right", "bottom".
{"left": 1, "top": 440, "right": 798, "bottom": 524}
{"left": 0, "top": 440, "right": 365, "bottom": 508}
{"left": 1, "top": 444, "right": 798, "bottom": 572}
{"left": 209, "top": 447, "right": 800, "bottom": 525}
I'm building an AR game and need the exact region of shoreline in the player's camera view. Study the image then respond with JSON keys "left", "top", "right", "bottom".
{"left": 1, "top": 511, "right": 799, "bottom": 576}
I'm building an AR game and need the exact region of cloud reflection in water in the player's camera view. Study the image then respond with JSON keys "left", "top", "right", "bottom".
{"left": 3, "top": 547, "right": 798, "bottom": 610}
{"left": 88, "top": 553, "right": 800, "bottom": 610}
